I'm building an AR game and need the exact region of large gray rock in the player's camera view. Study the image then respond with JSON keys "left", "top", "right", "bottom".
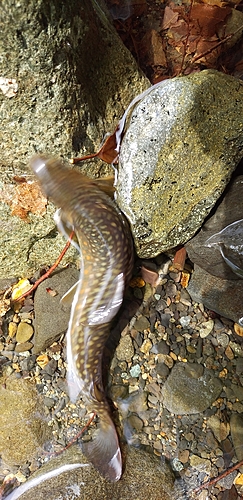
{"left": 116, "top": 70, "right": 243, "bottom": 258}
{"left": 161, "top": 362, "right": 222, "bottom": 414}
{"left": 187, "top": 263, "right": 243, "bottom": 325}
{"left": 4, "top": 444, "right": 175, "bottom": 500}
{"left": 0, "top": 0, "right": 149, "bottom": 279}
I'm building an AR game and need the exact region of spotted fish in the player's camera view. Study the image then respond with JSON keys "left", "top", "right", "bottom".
{"left": 30, "top": 155, "right": 134, "bottom": 482}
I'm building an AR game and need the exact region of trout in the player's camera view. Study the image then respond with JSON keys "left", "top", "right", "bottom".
{"left": 30, "top": 155, "right": 134, "bottom": 482}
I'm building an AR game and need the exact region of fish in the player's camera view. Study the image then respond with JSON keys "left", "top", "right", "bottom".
{"left": 30, "top": 155, "right": 134, "bottom": 482}
{"left": 205, "top": 219, "right": 243, "bottom": 278}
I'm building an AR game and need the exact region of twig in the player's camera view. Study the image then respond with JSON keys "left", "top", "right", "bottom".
{"left": 12, "top": 231, "right": 75, "bottom": 302}
{"left": 179, "top": 0, "right": 193, "bottom": 74}
{"left": 45, "top": 412, "right": 97, "bottom": 459}
{"left": 191, "top": 24, "right": 243, "bottom": 65}
{"left": 194, "top": 458, "right": 243, "bottom": 492}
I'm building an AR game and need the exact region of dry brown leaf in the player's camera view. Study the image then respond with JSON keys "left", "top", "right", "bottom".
{"left": 162, "top": 5, "right": 179, "bottom": 30}
{"left": 191, "top": 4, "right": 231, "bottom": 37}
{"left": 1, "top": 180, "right": 47, "bottom": 221}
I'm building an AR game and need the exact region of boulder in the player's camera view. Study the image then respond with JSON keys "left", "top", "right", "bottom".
{"left": 116, "top": 70, "right": 243, "bottom": 258}
{"left": 4, "top": 444, "right": 175, "bottom": 500}
{"left": 0, "top": 0, "right": 149, "bottom": 278}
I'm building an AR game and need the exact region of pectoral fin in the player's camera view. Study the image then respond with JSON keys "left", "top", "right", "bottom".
{"left": 61, "top": 280, "right": 82, "bottom": 307}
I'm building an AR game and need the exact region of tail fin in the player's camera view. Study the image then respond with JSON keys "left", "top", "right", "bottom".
{"left": 82, "top": 415, "right": 122, "bottom": 482}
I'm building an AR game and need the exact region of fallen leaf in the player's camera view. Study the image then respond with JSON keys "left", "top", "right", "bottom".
{"left": 129, "top": 276, "right": 146, "bottom": 288}
{"left": 191, "top": 4, "right": 231, "bottom": 37}
{"left": 1, "top": 181, "right": 47, "bottom": 221}
{"left": 36, "top": 353, "right": 49, "bottom": 368}
{"left": 11, "top": 279, "right": 32, "bottom": 301}
{"left": 97, "top": 130, "right": 119, "bottom": 163}
{"left": 162, "top": 6, "right": 179, "bottom": 30}
{"left": 234, "top": 323, "right": 243, "bottom": 337}
{"left": 181, "top": 271, "right": 190, "bottom": 288}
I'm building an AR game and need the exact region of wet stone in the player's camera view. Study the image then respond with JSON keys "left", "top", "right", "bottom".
{"left": 42, "top": 359, "right": 58, "bottom": 376}
{"left": 152, "top": 340, "right": 170, "bottom": 355}
{"left": 127, "top": 414, "right": 144, "bottom": 432}
{"left": 155, "top": 363, "right": 170, "bottom": 379}
{"left": 16, "top": 322, "right": 34, "bottom": 343}
{"left": 15, "top": 342, "right": 33, "bottom": 353}
{"left": 134, "top": 316, "right": 150, "bottom": 331}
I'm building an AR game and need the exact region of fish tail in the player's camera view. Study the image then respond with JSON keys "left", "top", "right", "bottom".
{"left": 82, "top": 413, "right": 122, "bottom": 482}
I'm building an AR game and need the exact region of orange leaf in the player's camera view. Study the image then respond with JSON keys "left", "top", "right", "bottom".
{"left": 96, "top": 130, "right": 119, "bottom": 164}
{"left": 191, "top": 4, "right": 231, "bottom": 37}
{"left": 1, "top": 181, "right": 47, "bottom": 221}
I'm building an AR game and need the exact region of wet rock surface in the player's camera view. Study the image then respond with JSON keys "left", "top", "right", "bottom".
{"left": 0, "top": 0, "right": 149, "bottom": 279}
{"left": 187, "top": 264, "right": 243, "bottom": 326}
{"left": 116, "top": 70, "right": 243, "bottom": 258}
{"left": 3, "top": 445, "right": 175, "bottom": 500}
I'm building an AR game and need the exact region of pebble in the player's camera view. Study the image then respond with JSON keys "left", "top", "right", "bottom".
{"left": 15, "top": 342, "right": 33, "bottom": 353}
{"left": 134, "top": 316, "right": 150, "bottom": 331}
{"left": 140, "top": 339, "right": 152, "bottom": 354}
{"left": 116, "top": 335, "right": 134, "bottom": 362}
{"left": 179, "top": 316, "right": 191, "bottom": 328}
{"left": 199, "top": 320, "right": 214, "bottom": 338}
{"left": 127, "top": 414, "right": 144, "bottom": 432}
{"left": 189, "top": 455, "right": 212, "bottom": 474}
{"left": 16, "top": 322, "right": 34, "bottom": 343}
{"left": 216, "top": 333, "right": 229, "bottom": 347}
{"left": 8, "top": 322, "right": 17, "bottom": 338}
{"left": 129, "top": 364, "right": 141, "bottom": 378}
{"left": 161, "top": 363, "right": 222, "bottom": 414}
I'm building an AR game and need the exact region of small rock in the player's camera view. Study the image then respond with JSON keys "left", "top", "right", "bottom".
{"left": 127, "top": 414, "right": 144, "bottom": 432}
{"left": 140, "top": 339, "right": 152, "bottom": 354}
{"left": 15, "top": 342, "right": 33, "bottom": 353}
{"left": 207, "top": 415, "right": 230, "bottom": 442}
{"left": 178, "top": 450, "right": 189, "bottom": 464}
{"left": 134, "top": 316, "right": 150, "bottom": 331}
{"left": 8, "top": 322, "right": 17, "bottom": 338}
{"left": 129, "top": 364, "right": 141, "bottom": 378}
{"left": 33, "top": 268, "right": 80, "bottom": 353}
{"left": 43, "top": 359, "right": 58, "bottom": 376}
{"left": 187, "top": 264, "right": 243, "bottom": 326}
{"left": 225, "top": 345, "right": 234, "bottom": 360}
{"left": 116, "top": 335, "right": 134, "bottom": 362}
{"left": 155, "top": 363, "right": 169, "bottom": 379}
{"left": 179, "top": 316, "right": 191, "bottom": 328}
{"left": 216, "top": 333, "right": 229, "bottom": 348}
{"left": 43, "top": 396, "right": 56, "bottom": 409}
{"left": 152, "top": 340, "right": 169, "bottom": 355}
{"left": 199, "top": 320, "right": 214, "bottom": 338}
{"left": 16, "top": 322, "right": 34, "bottom": 343}
{"left": 189, "top": 455, "right": 212, "bottom": 474}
